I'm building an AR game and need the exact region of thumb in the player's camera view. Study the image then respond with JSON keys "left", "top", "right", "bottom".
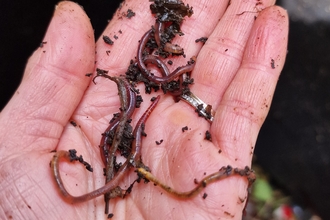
{"left": 0, "top": 1, "right": 95, "bottom": 158}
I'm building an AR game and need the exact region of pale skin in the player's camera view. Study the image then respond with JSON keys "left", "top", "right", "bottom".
{"left": 0, "top": 0, "right": 288, "bottom": 219}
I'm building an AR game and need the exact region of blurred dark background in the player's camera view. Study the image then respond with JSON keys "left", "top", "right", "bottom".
{"left": 1, "top": 0, "right": 329, "bottom": 219}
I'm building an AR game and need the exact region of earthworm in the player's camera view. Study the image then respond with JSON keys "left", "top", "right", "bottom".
{"left": 137, "top": 29, "right": 153, "bottom": 77}
{"left": 146, "top": 58, "right": 195, "bottom": 83}
{"left": 98, "top": 77, "right": 136, "bottom": 166}
{"left": 50, "top": 97, "right": 160, "bottom": 205}
{"left": 143, "top": 55, "right": 170, "bottom": 77}
{"left": 154, "top": 21, "right": 164, "bottom": 48}
{"left": 51, "top": 150, "right": 128, "bottom": 203}
{"left": 163, "top": 42, "right": 184, "bottom": 55}
{"left": 137, "top": 28, "right": 189, "bottom": 83}
{"left": 154, "top": 21, "right": 184, "bottom": 55}
{"left": 129, "top": 95, "right": 160, "bottom": 167}
{"left": 98, "top": 76, "right": 137, "bottom": 214}
{"left": 137, "top": 165, "right": 256, "bottom": 198}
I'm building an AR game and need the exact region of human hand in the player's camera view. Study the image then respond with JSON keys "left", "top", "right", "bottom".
{"left": 0, "top": 0, "right": 288, "bottom": 219}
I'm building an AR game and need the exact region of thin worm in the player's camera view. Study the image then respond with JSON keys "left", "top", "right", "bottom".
{"left": 143, "top": 55, "right": 194, "bottom": 97}
{"left": 137, "top": 165, "right": 256, "bottom": 199}
{"left": 51, "top": 150, "right": 129, "bottom": 203}
{"left": 154, "top": 21, "right": 184, "bottom": 55}
{"left": 97, "top": 76, "right": 136, "bottom": 177}
{"left": 130, "top": 95, "right": 160, "bottom": 166}
{"left": 137, "top": 29, "right": 153, "bottom": 76}
{"left": 103, "top": 95, "right": 161, "bottom": 187}
{"left": 104, "top": 95, "right": 160, "bottom": 181}
{"left": 99, "top": 118, "right": 119, "bottom": 165}
{"left": 105, "top": 77, "right": 136, "bottom": 172}
{"left": 137, "top": 28, "right": 191, "bottom": 84}
{"left": 143, "top": 55, "right": 170, "bottom": 77}
{"left": 138, "top": 54, "right": 184, "bottom": 96}
{"left": 94, "top": 74, "right": 137, "bottom": 213}
{"left": 98, "top": 76, "right": 136, "bottom": 166}
{"left": 154, "top": 21, "right": 164, "bottom": 48}
{"left": 146, "top": 59, "right": 195, "bottom": 83}
{"left": 51, "top": 97, "right": 161, "bottom": 203}
{"left": 100, "top": 76, "right": 136, "bottom": 214}
{"left": 163, "top": 42, "right": 184, "bottom": 55}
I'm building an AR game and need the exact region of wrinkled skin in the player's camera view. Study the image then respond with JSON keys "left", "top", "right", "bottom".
{"left": 0, "top": 0, "right": 288, "bottom": 219}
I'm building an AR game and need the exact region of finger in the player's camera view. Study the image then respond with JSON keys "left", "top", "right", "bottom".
{"left": 191, "top": 0, "right": 276, "bottom": 108}
{"left": 0, "top": 1, "right": 95, "bottom": 156}
{"left": 211, "top": 6, "right": 289, "bottom": 165}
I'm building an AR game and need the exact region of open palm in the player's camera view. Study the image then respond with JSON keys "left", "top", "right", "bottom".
{"left": 0, "top": 0, "right": 288, "bottom": 219}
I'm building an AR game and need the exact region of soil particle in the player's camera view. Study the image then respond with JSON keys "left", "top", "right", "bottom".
{"left": 195, "top": 37, "right": 208, "bottom": 44}
{"left": 125, "top": 9, "right": 136, "bottom": 18}
{"left": 103, "top": 35, "right": 114, "bottom": 45}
